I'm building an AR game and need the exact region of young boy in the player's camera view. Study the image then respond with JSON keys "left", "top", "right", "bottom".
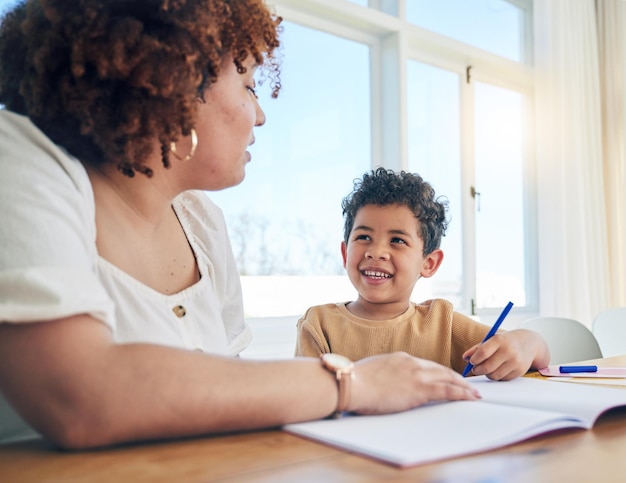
{"left": 295, "top": 168, "right": 549, "bottom": 380}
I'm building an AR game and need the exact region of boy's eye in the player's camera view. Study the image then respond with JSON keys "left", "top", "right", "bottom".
{"left": 247, "top": 86, "right": 258, "bottom": 98}
{"left": 391, "top": 237, "right": 407, "bottom": 245}
{"left": 354, "top": 234, "right": 370, "bottom": 241}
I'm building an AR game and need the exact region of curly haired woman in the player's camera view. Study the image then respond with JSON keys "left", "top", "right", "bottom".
{"left": 0, "top": 0, "right": 479, "bottom": 449}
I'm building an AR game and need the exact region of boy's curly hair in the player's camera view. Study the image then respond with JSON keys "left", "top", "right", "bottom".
{"left": 341, "top": 167, "right": 449, "bottom": 256}
{"left": 0, "top": 0, "right": 282, "bottom": 177}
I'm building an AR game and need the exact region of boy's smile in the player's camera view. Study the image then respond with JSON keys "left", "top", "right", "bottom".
{"left": 361, "top": 269, "right": 392, "bottom": 280}
{"left": 341, "top": 204, "right": 443, "bottom": 320}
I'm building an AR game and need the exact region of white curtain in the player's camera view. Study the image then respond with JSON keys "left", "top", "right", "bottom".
{"left": 596, "top": 0, "right": 626, "bottom": 308}
{"left": 533, "top": 0, "right": 625, "bottom": 325}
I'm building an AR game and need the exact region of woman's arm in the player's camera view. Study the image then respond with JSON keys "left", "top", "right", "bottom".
{"left": 0, "top": 315, "right": 480, "bottom": 449}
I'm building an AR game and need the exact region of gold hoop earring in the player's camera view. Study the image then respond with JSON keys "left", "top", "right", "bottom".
{"left": 170, "top": 128, "right": 198, "bottom": 161}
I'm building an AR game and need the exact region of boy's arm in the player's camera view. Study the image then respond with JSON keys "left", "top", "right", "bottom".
{"left": 462, "top": 329, "right": 550, "bottom": 381}
{"left": 450, "top": 311, "right": 492, "bottom": 374}
{"left": 294, "top": 316, "right": 327, "bottom": 357}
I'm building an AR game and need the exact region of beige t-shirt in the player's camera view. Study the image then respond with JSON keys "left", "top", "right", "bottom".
{"left": 295, "top": 299, "right": 491, "bottom": 374}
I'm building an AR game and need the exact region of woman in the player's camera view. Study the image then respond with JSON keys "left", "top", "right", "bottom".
{"left": 0, "top": 0, "right": 479, "bottom": 449}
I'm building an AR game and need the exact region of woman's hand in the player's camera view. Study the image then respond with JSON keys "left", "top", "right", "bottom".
{"left": 348, "top": 352, "right": 481, "bottom": 415}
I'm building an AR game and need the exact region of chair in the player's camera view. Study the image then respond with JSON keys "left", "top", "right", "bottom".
{"left": 592, "top": 308, "right": 626, "bottom": 357}
{"left": 519, "top": 316, "right": 603, "bottom": 365}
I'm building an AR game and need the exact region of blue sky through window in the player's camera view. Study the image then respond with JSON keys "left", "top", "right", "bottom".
{"left": 407, "top": 0, "right": 523, "bottom": 62}
{"left": 210, "top": 21, "right": 371, "bottom": 276}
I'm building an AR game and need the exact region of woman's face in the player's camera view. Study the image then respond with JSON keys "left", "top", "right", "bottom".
{"left": 188, "top": 55, "right": 266, "bottom": 190}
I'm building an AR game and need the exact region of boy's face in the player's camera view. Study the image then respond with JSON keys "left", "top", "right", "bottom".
{"left": 341, "top": 204, "right": 443, "bottom": 318}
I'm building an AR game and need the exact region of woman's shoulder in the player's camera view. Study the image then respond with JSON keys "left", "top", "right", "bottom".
{"left": 173, "top": 191, "right": 227, "bottom": 232}
{"left": 172, "top": 191, "right": 232, "bottom": 263}
{"left": 175, "top": 189, "right": 220, "bottom": 210}
{"left": 174, "top": 190, "right": 222, "bottom": 215}
{"left": 0, "top": 110, "right": 92, "bottom": 194}
{"left": 1, "top": 110, "right": 65, "bottom": 158}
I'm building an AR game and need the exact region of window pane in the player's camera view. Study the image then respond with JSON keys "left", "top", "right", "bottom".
{"left": 210, "top": 21, "right": 371, "bottom": 316}
{"left": 356, "top": 0, "right": 397, "bottom": 15}
{"left": 406, "top": 0, "right": 524, "bottom": 62}
{"left": 0, "top": 0, "right": 19, "bottom": 15}
{"left": 407, "top": 61, "right": 463, "bottom": 309}
{"left": 474, "top": 82, "right": 525, "bottom": 308}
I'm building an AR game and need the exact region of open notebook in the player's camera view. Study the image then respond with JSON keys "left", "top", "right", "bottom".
{"left": 284, "top": 376, "right": 626, "bottom": 467}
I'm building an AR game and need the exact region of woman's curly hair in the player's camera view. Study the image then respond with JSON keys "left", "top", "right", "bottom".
{"left": 0, "top": 0, "right": 282, "bottom": 177}
{"left": 341, "top": 167, "right": 449, "bottom": 256}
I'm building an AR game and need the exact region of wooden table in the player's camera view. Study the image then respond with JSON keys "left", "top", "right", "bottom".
{"left": 2, "top": 356, "right": 626, "bottom": 482}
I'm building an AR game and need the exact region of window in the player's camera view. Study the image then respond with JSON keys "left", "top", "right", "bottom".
{"left": 407, "top": 61, "right": 463, "bottom": 309}
{"left": 210, "top": 20, "right": 372, "bottom": 316}
{"left": 406, "top": 0, "right": 526, "bottom": 62}
{"left": 474, "top": 82, "right": 528, "bottom": 309}
{"left": 406, "top": 66, "right": 531, "bottom": 314}
{"left": 0, "top": 0, "right": 18, "bottom": 15}
{"left": 212, "top": 0, "right": 536, "bottom": 323}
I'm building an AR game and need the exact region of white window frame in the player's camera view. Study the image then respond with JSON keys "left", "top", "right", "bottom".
{"left": 267, "top": 0, "right": 537, "bottom": 324}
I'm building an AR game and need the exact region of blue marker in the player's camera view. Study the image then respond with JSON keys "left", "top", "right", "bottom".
{"left": 559, "top": 365, "right": 598, "bottom": 373}
{"left": 462, "top": 301, "right": 514, "bottom": 377}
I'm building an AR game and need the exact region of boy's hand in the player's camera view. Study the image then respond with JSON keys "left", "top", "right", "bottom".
{"left": 462, "top": 329, "right": 550, "bottom": 380}
{"left": 348, "top": 352, "right": 481, "bottom": 415}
